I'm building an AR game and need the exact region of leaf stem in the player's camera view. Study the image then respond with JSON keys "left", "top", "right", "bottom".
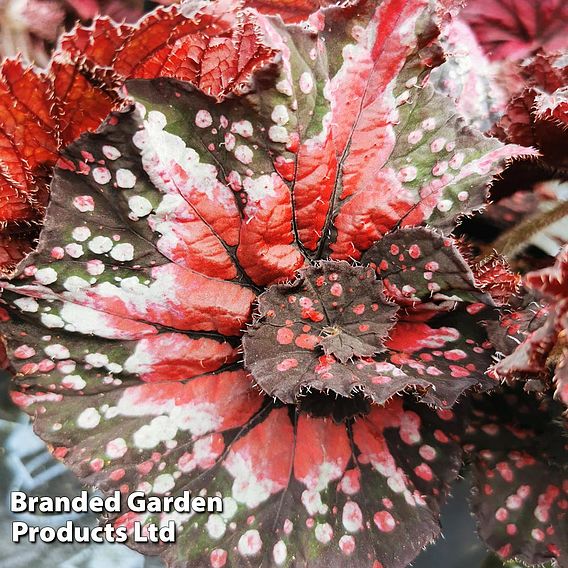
{"left": 492, "top": 199, "right": 568, "bottom": 259}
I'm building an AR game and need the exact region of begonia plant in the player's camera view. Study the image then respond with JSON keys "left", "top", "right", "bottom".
{"left": 0, "top": 1, "right": 566, "bottom": 567}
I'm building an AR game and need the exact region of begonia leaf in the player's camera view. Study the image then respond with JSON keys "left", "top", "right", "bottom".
{"left": 464, "top": 387, "right": 568, "bottom": 566}
{"left": 58, "top": 0, "right": 276, "bottom": 102}
{"left": 492, "top": 247, "right": 568, "bottom": 406}
{"left": 0, "top": 1, "right": 536, "bottom": 565}
{"left": 0, "top": 60, "right": 59, "bottom": 226}
{"left": 461, "top": 0, "right": 568, "bottom": 61}
{"left": 383, "top": 307, "right": 497, "bottom": 408}
{"left": 0, "top": 0, "right": 276, "bottom": 272}
{"left": 493, "top": 53, "right": 568, "bottom": 174}
{"left": 1, "top": 325, "right": 465, "bottom": 568}
{"left": 430, "top": 18, "right": 507, "bottom": 130}
{"left": 0, "top": 57, "right": 116, "bottom": 273}
{"left": 361, "top": 227, "right": 487, "bottom": 305}
{"left": 522, "top": 52, "right": 568, "bottom": 94}
{"left": 243, "top": 261, "right": 400, "bottom": 403}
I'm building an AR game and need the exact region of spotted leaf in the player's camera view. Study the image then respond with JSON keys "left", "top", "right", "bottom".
{"left": 243, "top": 261, "right": 401, "bottom": 404}
{"left": 0, "top": 330, "right": 465, "bottom": 568}
{"left": 0, "top": 1, "right": 532, "bottom": 566}
{"left": 362, "top": 227, "right": 488, "bottom": 305}
{"left": 0, "top": 0, "right": 276, "bottom": 273}
{"left": 430, "top": 18, "right": 507, "bottom": 131}
{"left": 384, "top": 308, "right": 497, "bottom": 407}
{"left": 464, "top": 387, "right": 568, "bottom": 566}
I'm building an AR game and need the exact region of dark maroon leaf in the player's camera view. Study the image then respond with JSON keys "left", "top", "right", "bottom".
{"left": 492, "top": 247, "right": 568, "bottom": 406}
{"left": 493, "top": 86, "right": 568, "bottom": 174}
{"left": 464, "top": 387, "right": 568, "bottom": 567}
{"left": 361, "top": 227, "right": 489, "bottom": 306}
{"left": 243, "top": 261, "right": 400, "bottom": 403}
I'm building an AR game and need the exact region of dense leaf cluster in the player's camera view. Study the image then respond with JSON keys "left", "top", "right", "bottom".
{"left": 0, "top": 1, "right": 566, "bottom": 567}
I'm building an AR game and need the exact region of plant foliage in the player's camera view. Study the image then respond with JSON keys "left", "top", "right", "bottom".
{"left": 0, "top": 0, "right": 566, "bottom": 567}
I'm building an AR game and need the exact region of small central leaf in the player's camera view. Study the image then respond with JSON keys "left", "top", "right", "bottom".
{"left": 243, "top": 261, "right": 399, "bottom": 404}
{"left": 320, "top": 324, "right": 380, "bottom": 363}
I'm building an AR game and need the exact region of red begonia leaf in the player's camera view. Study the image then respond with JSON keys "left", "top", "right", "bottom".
{"left": 314, "top": 0, "right": 533, "bottom": 259}
{"left": 494, "top": 87, "right": 568, "bottom": 173}
{"left": 464, "top": 387, "right": 568, "bottom": 566}
{"left": 525, "top": 247, "right": 568, "bottom": 306}
{"left": 534, "top": 87, "right": 568, "bottom": 131}
{"left": 492, "top": 247, "right": 568, "bottom": 406}
{"left": 0, "top": 0, "right": 277, "bottom": 273}
{"left": 1, "top": 105, "right": 256, "bottom": 334}
{"left": 491, "top": 52, "right": 568, "bottom": 181}
{"left": 522, "top": 52, "right": 568, "bottom": 94}
{"left": 493, "top": 89, "right": 539, "bottom": 148}
{"left": 0, "top": 60, "right": 58, "bottom": 225}
{"left": 58, "top": 1, "right": 276, "bottom": 102}
{"left": 0, "top": 57, "right": 116, "bottom": 274}
{"left": 525, "top": 247, "right": 568, "bottom": 406}
{"left": 490, "top": 302, "right": 555, "bottom": 377}
{"left": 461, "top": 0, "right": 568, "bottom": 61}
{"left": 0, "top": 57, "right": 116, "bottom": 193}
{"left": 58, "top": 17, "right": 131, "bottom": 68}
{"left": 49, "top": 60, "right": 117, "bottom": 148}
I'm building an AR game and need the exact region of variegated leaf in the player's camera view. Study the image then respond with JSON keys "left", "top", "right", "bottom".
{"left": 465, "top": 387, "right": 568, "bottom": 567}
{"left": 0, "top": 1, "right": 536, "bottom": 565}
